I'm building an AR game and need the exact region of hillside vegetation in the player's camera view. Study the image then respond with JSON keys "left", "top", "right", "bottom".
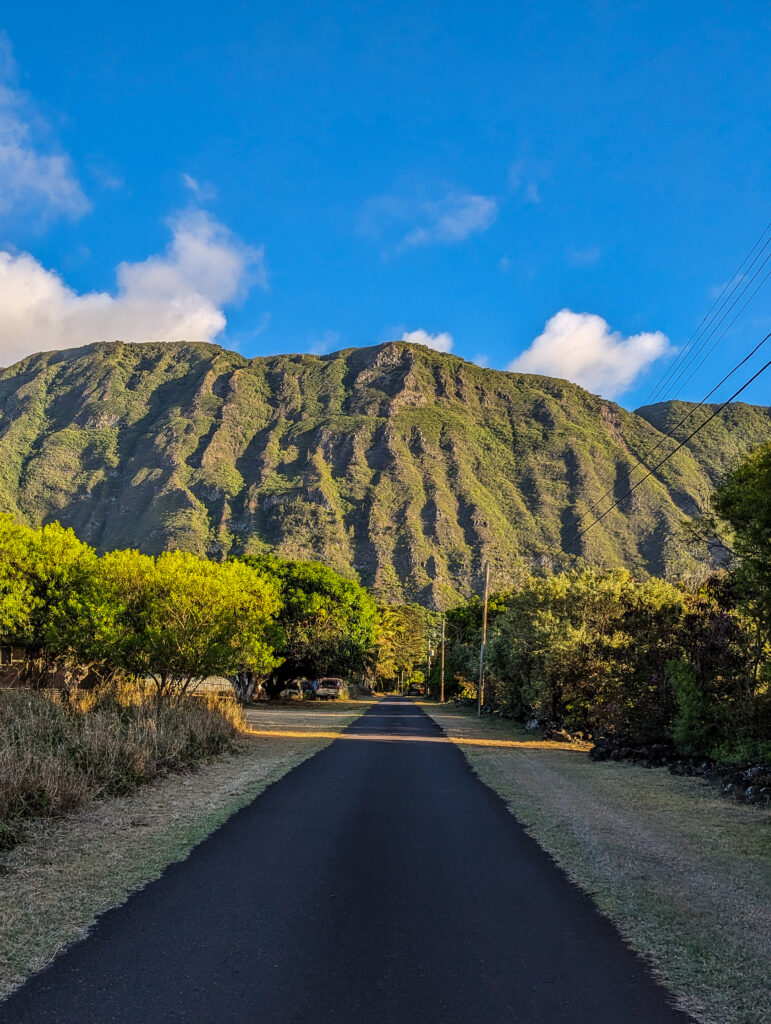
{"left": 1, "top": 340, "right": 768, "bottom": 604}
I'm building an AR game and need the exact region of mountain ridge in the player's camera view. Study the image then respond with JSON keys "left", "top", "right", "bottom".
{"left": 1, "top": 339, "right": 769, "bottom": 606}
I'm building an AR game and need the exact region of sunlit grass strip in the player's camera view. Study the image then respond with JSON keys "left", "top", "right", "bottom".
{"left": 245, "top": 727, "right": 587, "bottom": 750}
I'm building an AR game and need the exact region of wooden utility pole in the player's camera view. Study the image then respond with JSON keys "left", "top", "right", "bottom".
{"left": 478, "top": 561, "right": 490, "bottom": 718}
{"left": 426, "top": 636, "right": 432, "bottom": 699}
{"left": 440, "top": 613, "right": 446, "bottom": 703}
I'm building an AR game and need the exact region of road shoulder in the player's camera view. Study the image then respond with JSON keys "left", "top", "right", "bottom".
{"left": 421, "top": 702, "right": 771, "bottom": 1024}
{"left": 0, "top": 699, "right": 374, "bottom": 1000}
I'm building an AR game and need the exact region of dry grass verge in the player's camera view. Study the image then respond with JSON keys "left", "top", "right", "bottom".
{"left": 0, "top": 685, "right": 244, "bottom": 850}
{"left": 0, "top": 698, "right": 374, "bottom": 1000}
{"left": 421, "top": 703, "right": 770, "bottom": 1024}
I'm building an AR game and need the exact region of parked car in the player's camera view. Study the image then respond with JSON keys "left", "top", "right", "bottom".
{"left": 315, "top": 677, "right": 344, "bottom": 699}
{"left": 278, "top": 684, "right": 303, "bottom": 701}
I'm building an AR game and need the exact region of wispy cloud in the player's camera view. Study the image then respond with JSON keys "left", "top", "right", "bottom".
{"left": 309, "top": 329, "right": 342, "bottom": 355}
{"left": 182, "top": 172, "right": 218, "bottom": 203}
{"left": 360, "top": 186, "right": 498, "bottom": 252}
{"left": 566, "top": 245, "right": 601, "bottom": 267}
{"left": 0, "top": 33, "right": 90, "bottom": 225}
{"left": 0, "top": 209, "right": 266, "bottom": 366}
{"left": 402, "top": 328, "right": 454, "bottom": 353}
{"left": 508, "top": 309, "right": 672, "bottom": 398}
{"left": 507, "top": 158, "right": 547, "bottom": 205}
{"left": 400, "top": 192, "right": 497, "bottom": 248}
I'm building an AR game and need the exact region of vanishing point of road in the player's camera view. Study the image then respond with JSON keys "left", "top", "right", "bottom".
{"left": 1, "top": 698, "right": 692, "bottom": 1023}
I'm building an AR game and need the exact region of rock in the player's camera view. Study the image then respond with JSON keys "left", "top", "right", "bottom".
{"left": 552, "top": 730, "right": 572, "bottom": 743}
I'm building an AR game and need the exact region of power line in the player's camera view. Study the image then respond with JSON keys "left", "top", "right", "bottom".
{"left": 640, "top": 222, "right": 770, "bottom": 408}
{"left": 669, "top": 266, "right": 771, "bottom": 400}
{"left": 564, "top": 222, "right": 771, "bottom": 549}
{"left": 651, "top": 251, "right": 771, "bottom": 404}
{"left": 570, "top": 330, "right": 771, "bottom": 534}
{"left": 565, "top": 353, "right": 771, "bottom": 550}
{"left": 644, "top": 241, "right": 770, "bottom": 406}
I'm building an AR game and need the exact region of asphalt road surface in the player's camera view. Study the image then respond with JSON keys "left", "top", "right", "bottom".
{"left": 2, "top": 698, "right": 693, "bottom": 1023}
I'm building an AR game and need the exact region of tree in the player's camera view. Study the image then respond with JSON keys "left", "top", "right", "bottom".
{"left": 373, "top": 606, "right": 406, "bottom": 685}
{"left": 99, "top": 550, "right": 283, "bottom": 706}
{"left": 370, "top": 604, "right": 430, "bottom": 691}
{"left": 0, "top": 516, "right": 111, "bottom": 689}
{"left": 712, "top": 442, "right": 771, "bottom": 676}
{"left": 0, "top": 516, "right": 37, "bottom": 641}
{"left": 241, "top": 555, "right": 378, "bottom": 693}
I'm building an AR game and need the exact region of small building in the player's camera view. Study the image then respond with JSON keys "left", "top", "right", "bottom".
{"left": 0, "top": 644, "right": 28, "bottom": 686}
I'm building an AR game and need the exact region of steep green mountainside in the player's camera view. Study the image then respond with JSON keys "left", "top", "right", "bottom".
{"left": 1, "top": 340, "right": 768, "bottom": 606}
{"left": 636, "top": 400, "right": 771, "bottom": 484}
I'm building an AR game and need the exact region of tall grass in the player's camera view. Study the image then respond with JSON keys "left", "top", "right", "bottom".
{"left": 0, "top": 684, "right": 245, "bottom": 850}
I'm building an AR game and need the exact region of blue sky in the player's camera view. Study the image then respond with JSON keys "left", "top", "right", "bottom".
{"left": 0, "top": 0, "right": 768, "bottom": 407}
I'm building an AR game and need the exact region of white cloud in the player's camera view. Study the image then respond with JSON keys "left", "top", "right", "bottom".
{"left": 0, "top": 209, "right": 266, "bottom": 366}
{"left": 508, "top": 309, "right": 672, "bottom": 398}
{"left": 360, "top": 187, "right": 497, "bottom": 252}
{"left": 402, "top": 328, "right": 454, "bottom": 353}
{"left": 0, "top": 34, "right": 89, "bottom": 224}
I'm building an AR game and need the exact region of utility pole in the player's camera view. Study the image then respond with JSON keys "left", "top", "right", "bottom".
{"left": 426, "top": 635, "right": 432, "bottom": 699}
{"left": 440, "top": 613, "right": 446, "bottom": 703}
{"left": 478, "top": 561, "right": 490, "bottom": 718}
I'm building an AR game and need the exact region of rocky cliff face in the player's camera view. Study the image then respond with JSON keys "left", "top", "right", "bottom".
{"left": 1, "top": 340, "right": 768, "bottom": 605}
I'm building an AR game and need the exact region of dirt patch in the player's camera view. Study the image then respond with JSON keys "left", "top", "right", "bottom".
{"left": 0, "top": 699, "right": 375, "bottom": 1000}
{"left": 422, "top": 702, "right": 771, "bottom": 1024}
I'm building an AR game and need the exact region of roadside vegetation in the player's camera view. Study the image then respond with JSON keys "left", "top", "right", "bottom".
{"left": 437, "top": 443, "right": 771, "bottom": 769}
{"left": 0, "top": 684, "right": 243, "bottom": 850}
{"left": 0, "top": 516, "right": 380, "bottom": 847}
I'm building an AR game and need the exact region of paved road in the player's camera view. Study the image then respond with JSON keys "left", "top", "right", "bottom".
{"left": 2, "top": 698, "right": 692, "bottom": 1023}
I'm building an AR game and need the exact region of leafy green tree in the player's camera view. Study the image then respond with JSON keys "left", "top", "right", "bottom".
{"left": 443, "top": 565, "right": 766, "bottom": 759}
{"left": 712, "top": 442, "right": 771, "bottom": 677}
{"left": 0, "top": 516, "right": 37, "bottom": 640}
{"left": 99, "top": 550, "right": 283, "bottom": 706}
{"left": 372, "top": 606, "right": 405, "bottom": 684}
{"left": 371, "top": 604, "right": 434, "bottom": 692}
{"left": 241, "top": 555, "right": 378, "bottom": 692}
{"left": 0, "top": 516, "right": 111, "bottom": 688}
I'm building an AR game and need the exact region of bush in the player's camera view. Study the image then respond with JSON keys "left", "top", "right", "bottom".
{"left": 0, "top": 685, "right": 244, "bottom": 850}
{"left": 445, "top": 567, "right": 768, "bottom": 760}
{"left": 670, "top": 658, "right": 713, "bottom": 757}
